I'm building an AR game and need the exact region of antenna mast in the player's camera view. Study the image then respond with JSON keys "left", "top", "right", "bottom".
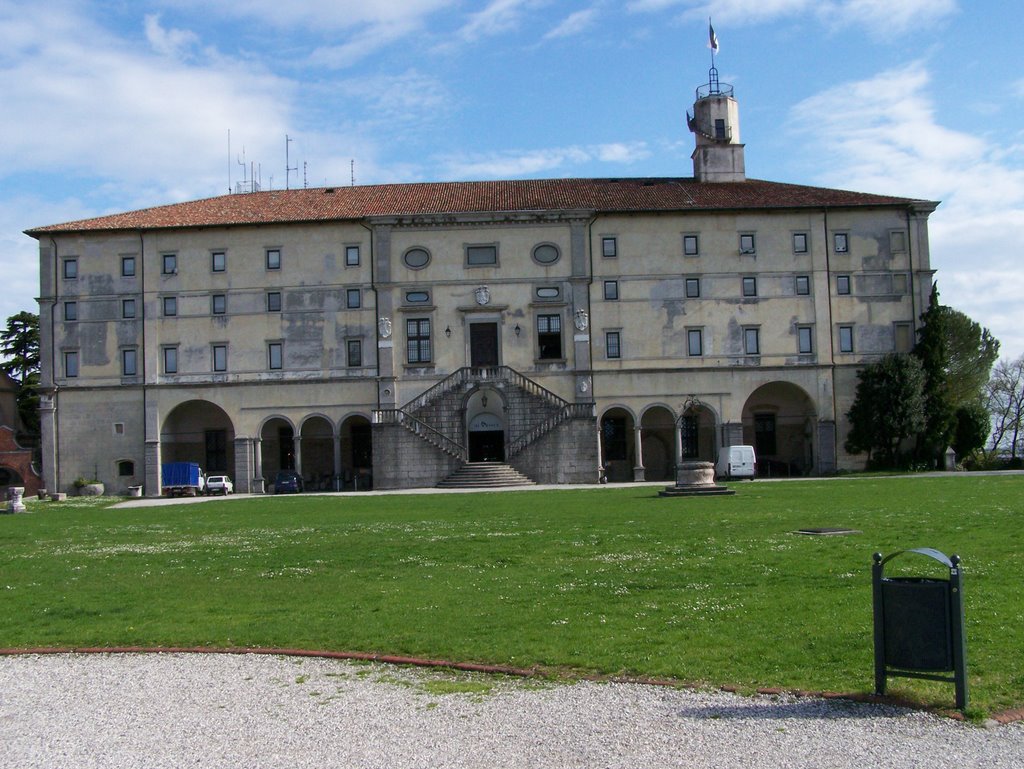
{"left": 285, "top": 135, "right": 298, "bottom": 190}
{"left": 350, "top": 159, "right": 355, "bottom": 187}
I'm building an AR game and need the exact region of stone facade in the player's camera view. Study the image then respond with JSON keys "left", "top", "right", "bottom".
{"left": 28, "top": 77, "right": 938, "bottom": 494}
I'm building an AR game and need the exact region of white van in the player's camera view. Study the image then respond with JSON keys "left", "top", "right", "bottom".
{"left": 716, "top": 445, "right": 757, "bottom": 480}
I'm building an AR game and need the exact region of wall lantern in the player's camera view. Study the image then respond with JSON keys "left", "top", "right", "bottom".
{"left": 445, "top": 325, "right": 452, "bottom": 338}
{"left": 481, "top": 393, "right": 488, "bottom": 408}
{"left": 514, "top": 324, "right": 521, "bottom": 337}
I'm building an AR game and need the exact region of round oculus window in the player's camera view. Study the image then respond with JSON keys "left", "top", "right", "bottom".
{"left": 405, "top": 291, "right": 430, "bottom": 303}
{"left": 403, "top": 248, "right": 430, "bottom": 269}
{"left": 532, "top": 244, "right": 560, "bottom": 265}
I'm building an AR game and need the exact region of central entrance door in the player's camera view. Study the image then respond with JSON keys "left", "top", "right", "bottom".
{"left": 470, "top": 322, "right": 499, "bottom": 367}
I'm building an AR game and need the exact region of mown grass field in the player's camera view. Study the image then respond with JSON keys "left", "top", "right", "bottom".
{"left": 2, "top": 475, "right": 1022, "bottom": 714}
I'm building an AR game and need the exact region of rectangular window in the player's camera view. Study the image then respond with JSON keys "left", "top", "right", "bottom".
{"left": 162, "top": 253, "right": 177, "bottom": 274}
{"left": 267, "top": 291, "right": 282, "bottom": 312}
{"left": 63, "top": 258, "right": 78, "bottom": 279}
{"left": 837, "top": 275, "right": 851, "bottom": 295}
{"left": 890, "top": 231, "right": 907, "bottom": 253}
{"left": 268, "top": 342, "right": 283, "bottom": 370}
{"left": 266, "top": 248, "right": 281, "bottom": 270}
{"left": 894, "top": 322, "right": 913, "bottom": 353}
{"left": 839, "top": 325, "right": 854, "bottom": 353}
{"left": 742, "top": 276, "right": 758, "bottom": 297}
{"left": 121, "top": 256, "right": 136, "bottom": 277}
{"left": 793, "top": 232, "right": 808, "bottom": 253}
{"left": 714, "top": 118, "right": 727, "bottom": 140}
{"left": 211, "top": 294, "right": 226, "bottom": 315}
{"left": 739, "top": 233, "right": 756, "bottom": 255}
{"left": 163, "top": 346, "right": 178, "bottom": 374}
{"left": 406, "top": 319, "right": 432, "bottom": 364}
{"left": 834, "top": 233, "right": 849, "bottom": 253}
{"left": 602, "top": 236, "right": 617, "bottom": 258}
{"left": 603, "top": 280, "right": 619, "bottom": 300}
{"left": 537, "top": 314, "right": 563, "bottom": 360}
{"left": 162, "top": 296, "right": 177, "bottom": 317}
{"left": 211, "top": 251, "right": 226, "bottom": 272}
{"left": 346, "top": 288, "right": 361, "bottom": 309}
{"left": 64, "top": 301, "right": 77, "bottom": 321}
{"left": 122, "top": 298, "right": 136, "bottom": 319}
{"left": 212, "top": 344, "right": 227, "bottom": 372}
{"left": 744, "top": 327, "right": 760, "bottom": 355}
{"left": 346, "top": 245, "right": 360, "bottom": 266}
{"left": 796, "top": 275, "right": 811, "bottom": 295}
{"left": 64, "top": 351, "right": 79, "bottom": 378}
{"left": 687, "top": 329, "right": 703, "bottom": 357}
{"left": 122, "top": 348, "right": 137, "bottom": 376}
{"left": 466, "top": 244, "right": 498, "bottom": 266}
{"left": 347, "top": 339, "right": 362, "bottom": 367}
{"left": 605, "top": 331, "right": 621, "bottom": 360}
{"left": 685, "top": 277, "right": 701, "bottom": 298}
{"left": 683, "top": 234, "right": 699, "bottom": 256}
{"left": 798, "top": 326, "right": 813, "bottom": 354}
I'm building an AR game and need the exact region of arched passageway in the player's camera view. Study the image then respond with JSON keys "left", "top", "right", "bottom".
{"left": 600, "top": 407, "right": 635, "bottom": 483}
{"left": 340, "top": 415, "right": 373, "bottom": 490}
{"left": 300, "top": 416, "right": 335, "bottom": 490}
{"left": 742, "top": 382, "right": 817, "bottom": 477}
{"left": 161, "top": 401, "right": 235, "bottom": 474}
{"left": 640, "top": 406, "right": 676, "bottom": 482}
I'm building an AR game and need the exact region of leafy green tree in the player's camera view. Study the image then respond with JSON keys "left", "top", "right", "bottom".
{"left": 952, "top": 400, "right": 991, "bottom": 459}
{"left": 0, "top": 311, "right": 40, "bottom": 385}
{"left": 845, "top": 353, "right": 926, "bottom": 468}
{"left": 0, "top": 311, "right": 41, "bottom": 435}
{"left": 944, "top": 308, "right": 1000, "bottom": 409}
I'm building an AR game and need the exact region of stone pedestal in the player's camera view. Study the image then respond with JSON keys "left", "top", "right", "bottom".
{"left": 659, "top": 461, "right": 735, "bottom": 497}
{"left": 6, "top": 486, "right": 27, "bottom": 513}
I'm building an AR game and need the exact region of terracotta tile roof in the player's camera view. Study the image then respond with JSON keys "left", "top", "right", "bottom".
{"left": 25, "top": 177, "right": 935, "bottom": 236}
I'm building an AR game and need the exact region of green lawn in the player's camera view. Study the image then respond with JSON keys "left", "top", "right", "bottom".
{"left": 2, "top": 475, "right": 1022, "bottom": 714}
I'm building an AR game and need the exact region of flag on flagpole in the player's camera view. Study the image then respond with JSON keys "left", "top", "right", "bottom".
{"left": 708, "top": 23, "right": 719, "bottom": 53}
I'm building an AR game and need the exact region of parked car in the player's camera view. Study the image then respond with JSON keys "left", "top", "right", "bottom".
{"left": 273, "top": 470, "right": 302, "bottom": 494}
{"left": 205, "top": 475, "right": 234, "bottom": 495}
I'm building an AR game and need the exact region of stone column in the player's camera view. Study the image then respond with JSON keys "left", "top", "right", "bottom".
{"left": 233, "top": 436, "right": 253, "bottom": 494}
{"left": 253, "top": 438, "right": 264, "bottom": 493}
{"left": 293, "top": 435, "right": 302, "bottom": 478}
{"left": 674, "top": 420, "right": 684, "bottom": 471}
{"left": 632, "top": 424, "right": 646, "bottom": 482}
{"left": 144, "top": 398, "right": 161, "bottom": 497}
{"left": 333, "top": 433, "right": 343, "bottom": 490}
{"left": 595, "top": 422, "right": 605, "bottom": 482}
{"left": 816, "top": 420, "right": 836, "bottom": 475}
{"left": 38, "top": 391, "right": 58, "bottom": 493}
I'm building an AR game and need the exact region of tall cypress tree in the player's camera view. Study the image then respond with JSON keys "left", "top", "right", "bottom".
{"left": 913, "top": 284, "right": 956, "bottom": 465}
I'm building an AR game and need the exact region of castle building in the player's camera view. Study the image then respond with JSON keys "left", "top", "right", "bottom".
{"left": 28, "top": 71, "right": 938, "bottom": 495}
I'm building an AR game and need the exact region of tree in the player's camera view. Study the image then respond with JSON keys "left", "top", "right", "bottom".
{"left": 912, "top": 284, "right": 999, "bottom": 465}
{"left": 0, "top": 311, "right": 41, "bottom": 435}
{"left": 845, "top": 353, "right": 926, "bottom": 468}
{"left": 986, "top": 355, "right": 1024, "bottom": 462}
{"left": 0, "top": 311, "right": 40, "bottom": 385}
{"left": 952, "top": 400, "right": 991, "bottom": 459}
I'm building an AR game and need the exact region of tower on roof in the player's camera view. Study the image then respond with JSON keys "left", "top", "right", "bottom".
{"left": 687, "top": 58, "right": 746, "bottom": 183}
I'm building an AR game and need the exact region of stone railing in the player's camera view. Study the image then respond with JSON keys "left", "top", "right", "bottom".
{"left": 374, "top": 408, "right": 467, "bottom": 461}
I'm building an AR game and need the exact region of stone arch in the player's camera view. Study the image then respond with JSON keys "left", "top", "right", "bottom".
{"left": 640, "top": 405, "right": 676, "bottom": 482}
{"left": 599, "top": 405, "right": 636, "bottom": 483}
{"left": 300, "top": 414, "right": 336, "bottom": 491}
{"left": 678, "top": 400, "right": 718, "bottom": 464}
{"left": 464, "top": 386, "right": 507, "bottom": 462}
{"left": 259, "top": 415, "right": 297, "bottom": 481}
{"left": 161, "top": 400, "right": 235, "bottom": 474}
{"left": 742, "top": 381, "right": 818, "bottom": 477}
{"left": 340, "top": 413, "right": 373, "bottom": 490}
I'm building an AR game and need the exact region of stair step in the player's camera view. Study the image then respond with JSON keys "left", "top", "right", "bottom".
{"left": 437, "top": 462, "right": 536, "bottom": 488}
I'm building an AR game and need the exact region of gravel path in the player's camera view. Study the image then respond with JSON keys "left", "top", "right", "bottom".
{"left": 2, "top": 654, "right": 1022, "bottom": 768}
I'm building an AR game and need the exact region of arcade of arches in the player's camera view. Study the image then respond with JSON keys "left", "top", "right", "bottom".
{"left": 599, "top": 382, "right": 825, "bottom": 482}
{"left": 158, "top": 400, "right": 372, "bottom": 493}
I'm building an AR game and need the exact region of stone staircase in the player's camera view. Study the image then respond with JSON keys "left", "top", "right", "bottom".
{"left": 437, "top": 462, "right": 536, "bottom": 489}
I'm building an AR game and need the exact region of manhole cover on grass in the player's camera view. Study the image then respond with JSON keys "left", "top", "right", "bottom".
{"left": 793, "top": 527, "right": 862, "bottom": 536}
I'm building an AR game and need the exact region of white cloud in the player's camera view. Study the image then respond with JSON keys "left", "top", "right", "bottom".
{"left": 144, "top": 14, "right": 199, "bottom": 59}
{"left": 438, "top": 142, "right": 650, "bottom": 179}
{"left": 626, "top": 0, "right": 956, "bottom": 35}
{"left": 458, "top": 0, "right": 546, "bottom": 42}
{"left": 543, "top": 9, "right": 599, "bottom": 40}
{"left": 789, "top": 62, "right": 1024, "bottom": 357}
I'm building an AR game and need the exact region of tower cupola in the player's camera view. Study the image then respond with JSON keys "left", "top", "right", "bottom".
{"left": 687, "top": 65, "right": 746, "bottom": 182}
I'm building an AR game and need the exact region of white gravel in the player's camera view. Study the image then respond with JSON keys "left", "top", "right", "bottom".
{"left": 1, "top": 653, "right": 1021, "bottom": 769}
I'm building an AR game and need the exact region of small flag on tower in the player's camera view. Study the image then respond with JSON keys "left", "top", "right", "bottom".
{"left": 708, "top": 22, "right": 719, "bottom": 53}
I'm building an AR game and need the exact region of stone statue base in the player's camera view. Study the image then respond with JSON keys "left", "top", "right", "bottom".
{"left": 6, "top": 486, "right": 28, "bottom": 513}
{"left": 659, "top": 461, "right": 735, "bottom": 497}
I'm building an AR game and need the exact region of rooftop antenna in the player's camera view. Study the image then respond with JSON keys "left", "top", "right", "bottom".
{"left": 350, "top": 159, "right": 355, "bottom": 187}
{"left": 285, "top": 135, "right": 297, "bottom": 190}
{"left": 237, "top": 147, "right": 248, "bottom": 193}
{"left": 303, "top": 161, "right": 308, "bottom": 189}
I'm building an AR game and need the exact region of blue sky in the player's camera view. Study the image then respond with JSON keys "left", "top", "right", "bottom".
{"left": 2, "top": 0, "right": 1022, "bottom": 358}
